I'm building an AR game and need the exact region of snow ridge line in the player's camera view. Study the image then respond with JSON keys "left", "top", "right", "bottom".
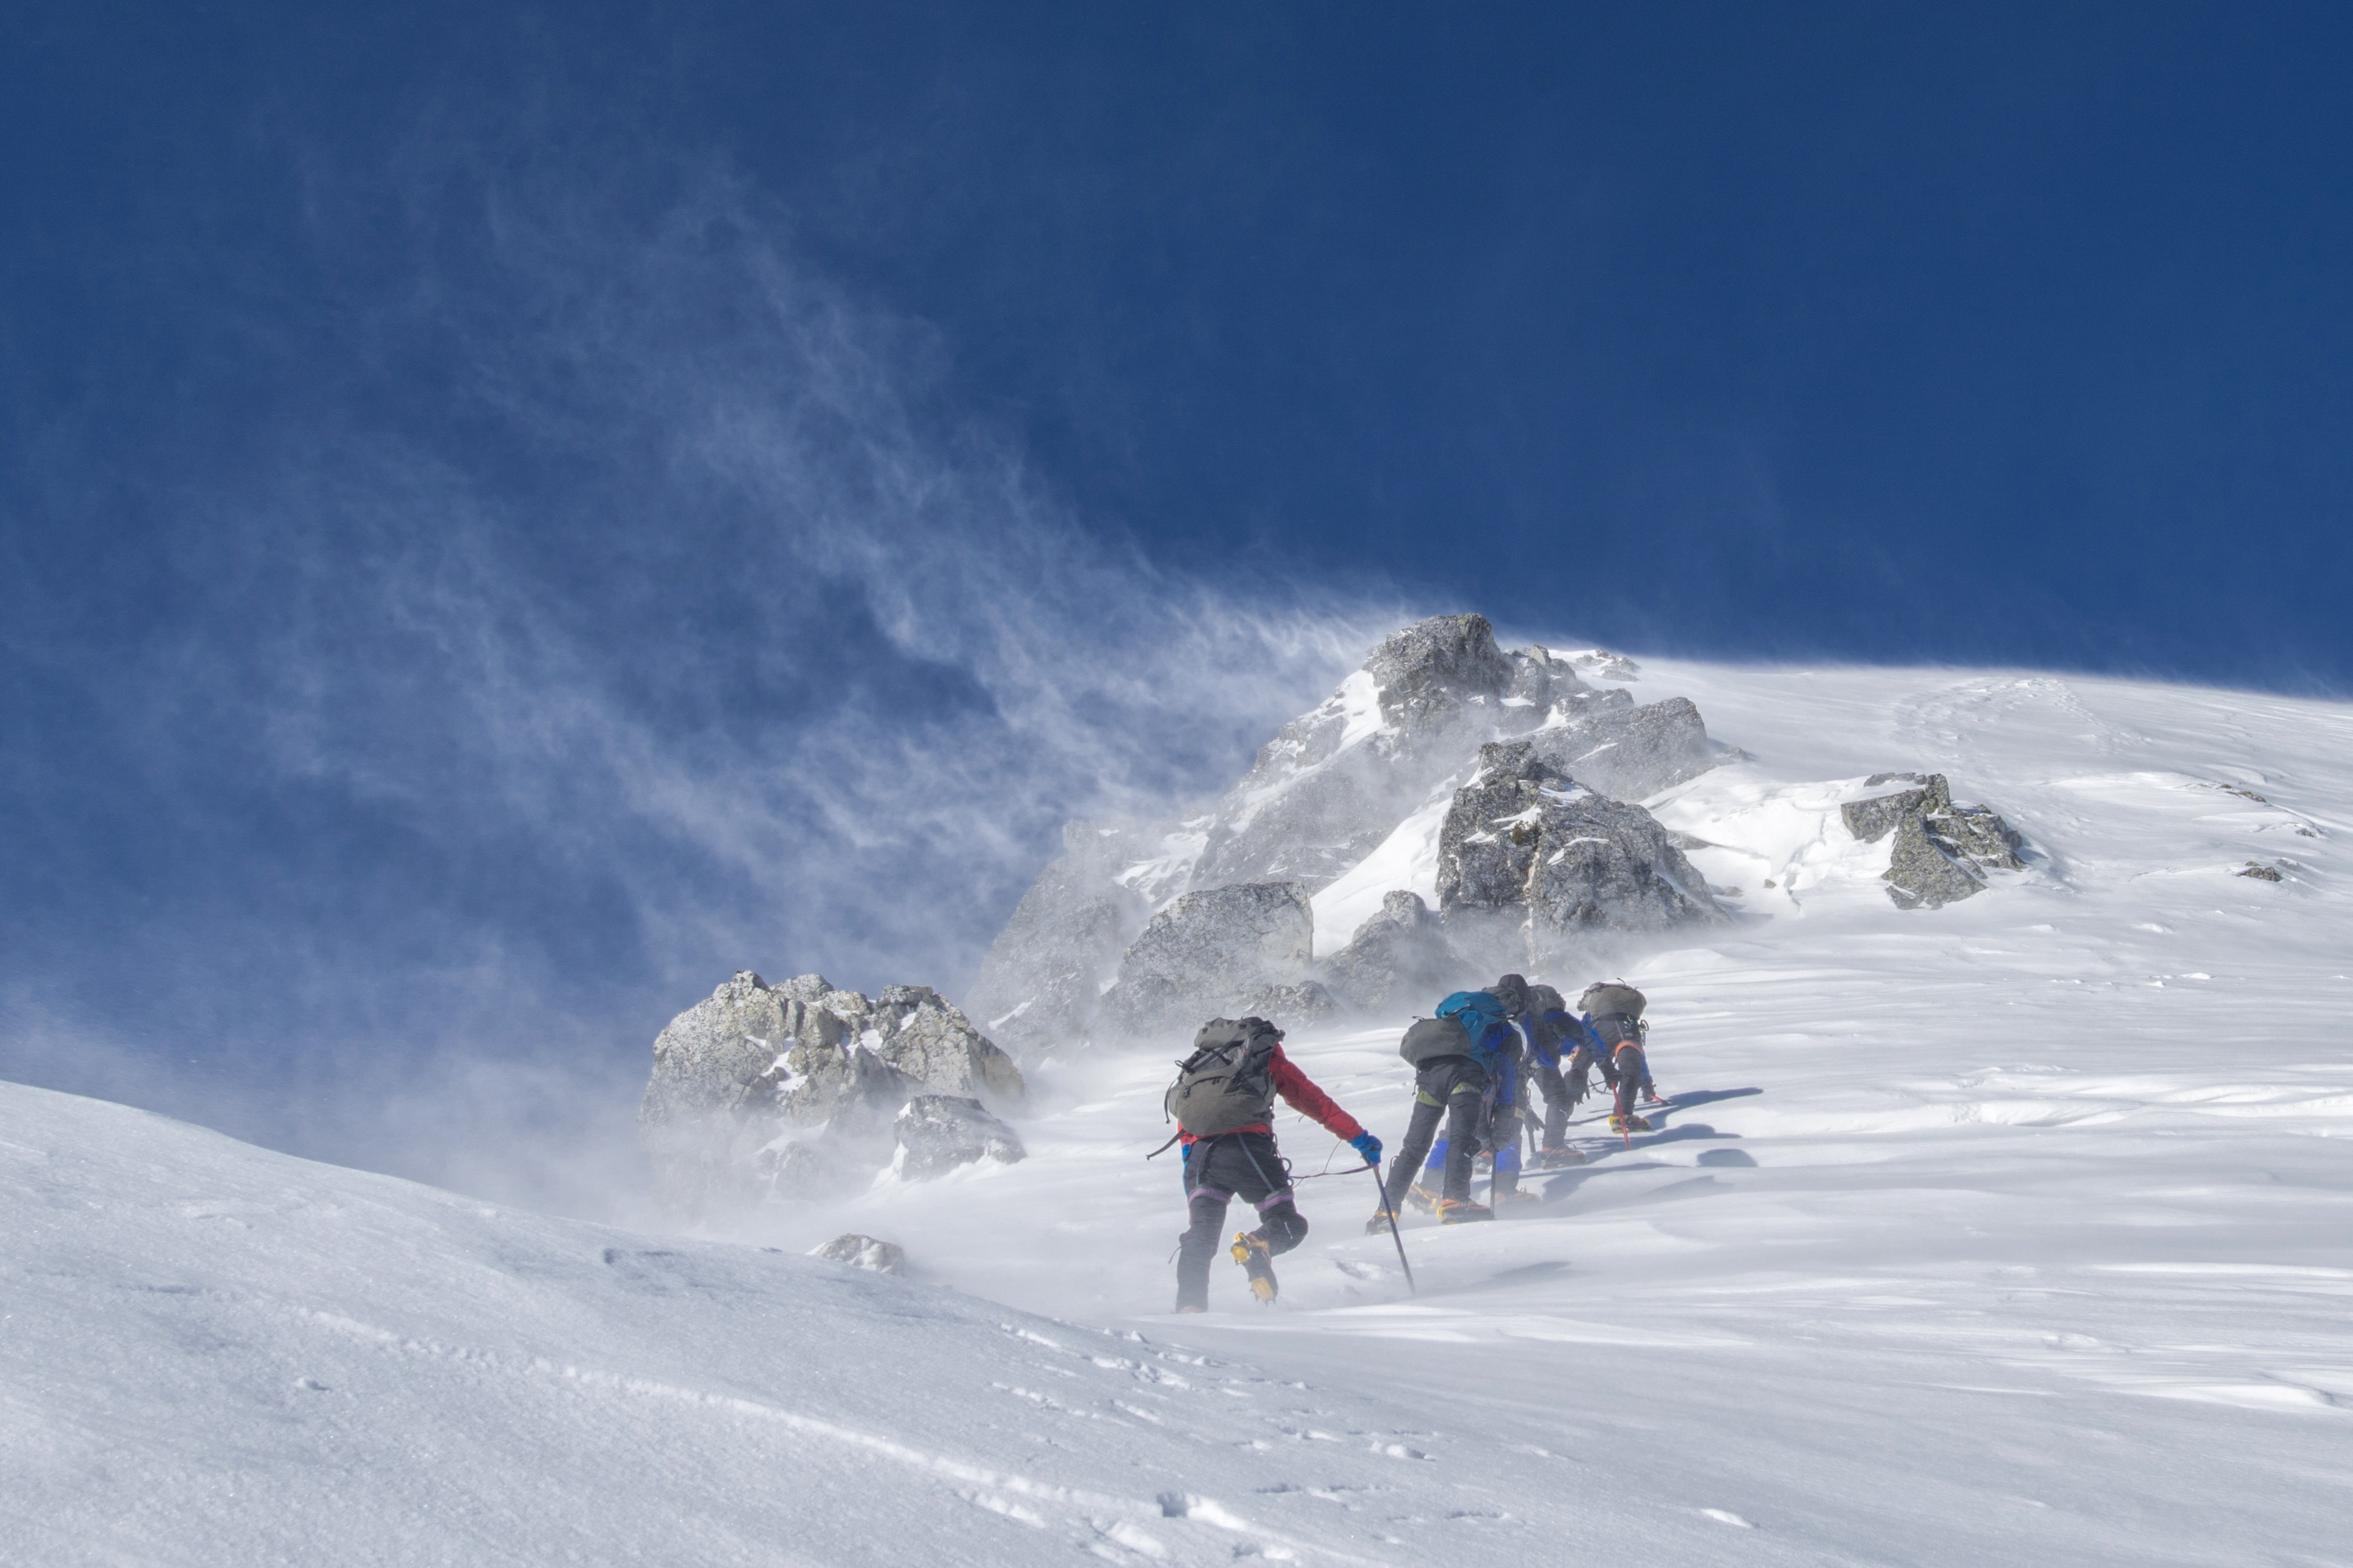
{"left": 290, "top": 1304, "right": 1372, "bottom": 1565}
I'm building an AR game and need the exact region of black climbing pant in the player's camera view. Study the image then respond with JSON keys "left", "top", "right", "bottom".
{"left": 1381, "top": 1055, "right": 1489, "bottom": 1212}
{"left": 1530, "top": 1057, "right": 1573, "bottom": 1147}
{"left": 1176, "top": 1132, "right": 1307, "bottom": 1311}
{"left": 1612, "top": 1044, "right": 1649, "bottom": 1120}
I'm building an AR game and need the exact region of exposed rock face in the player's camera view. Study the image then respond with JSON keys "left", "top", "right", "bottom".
{"left": 1526, "top": 794, "right": 1725, "bottom": 944}
{"left": 844, "top": 984, "right": 1028, "bottom": 1107}
{"left": 1528, "top": 696, "right": 1718, "bottom": 803}
{"left": 811, "top": 1234, "right": 906, "bottom": 1275}
{"left": 639, "top": 971, "right": 1025, "bottom": 1219}
{"left": 964, "top": 821, "right": 1154, "bottom": 1052}
{"left": 893, "top": 1096, "right": 1026, "bottom": 1181}
{"left": 1231, "top": 979, "right": 1343, "bottom": 1030}
{"left": 1097, "top": 882, "right": 1315, "bottom": 1042}
{"left": 1318, "top": 890, "right": 1467, "bottom": 1012}
{"left": 1436, "top": 742, "right": 1723, "bottom": 962}
{"left": 2238, "top": 861, "right": 2284, "bottom": 882}
{"left": 758, "top": 1138, "right": 845, "bottom": 1202}
{"left": 1189, "top": 615, "right": 1523, "bottom": 892}
{"left": 1841, "top": 774, "right": 2025, "bottom": 909}
{"left": 971, "top": 614, "right": 1730, "bottom": 1048}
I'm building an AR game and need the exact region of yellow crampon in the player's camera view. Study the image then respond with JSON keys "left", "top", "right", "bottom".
{"left": 1229, "top": 1231, "right": 1278, "bottom": 1303}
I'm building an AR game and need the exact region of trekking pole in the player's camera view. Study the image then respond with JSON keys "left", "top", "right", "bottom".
{"left": 1366, "top": 1160, "right": 1416, "bottom": 1295}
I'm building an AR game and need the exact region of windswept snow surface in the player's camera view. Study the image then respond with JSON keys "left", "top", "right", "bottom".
{"left": 11, "top": 660, "right": 2353, "bottom": 1564}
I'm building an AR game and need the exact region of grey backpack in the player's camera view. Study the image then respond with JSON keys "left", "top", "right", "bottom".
{"left": 1579, "top": 981, "right": 1648, "bottom": 1049}
{"left": 1165, "top": 1017, "right": 1284, "bottom": 1137}
{"left": 1398, "top": 1014, "right": 1474, "bottom": 1068}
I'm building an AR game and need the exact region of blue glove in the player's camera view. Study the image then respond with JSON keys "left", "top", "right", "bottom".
{"left": 1349, "top": 1131, "right": 1382, "bottom": 1165}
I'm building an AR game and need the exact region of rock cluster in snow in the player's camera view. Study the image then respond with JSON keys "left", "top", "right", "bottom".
{"left": 1096, "top": 881, "right": 1319, "bottom": 1040}
{"left": 1319, "top": 890, "right": 1462, "bottom": 1013}
{"left": 810, "top": 1233, "right": 907, "bottom": 1275}
{"left": 639, "top": 971, "right": 1026, "bottom": 1221}
{"left": 1840, "top": 773, "right": 2026, "bottom": 908}
{"left": 967, "top": 613, "right": 2032, "bottom": 1049}
{"left": 969, "top": 614, "right": 1746, "bottom": 1047}
{"left": 893, "top": 1096, "right": 1027, "bottom": 1182}
{"left": 1437, "top": 740, "right": 1724, "bottom": 956}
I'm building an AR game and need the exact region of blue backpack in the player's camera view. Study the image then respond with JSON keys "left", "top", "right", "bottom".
{"left": 1434, "top": 990, "right": 1509, "bottom": 1052}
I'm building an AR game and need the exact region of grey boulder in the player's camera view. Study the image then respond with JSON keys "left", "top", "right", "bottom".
{"left": 1841, "top": 773, "right": 2025, "bottom": 909}
{"left": 1528, "top": 696, "right": 1720, "bottom": 803}
{"left": 1096, "top": 881, "right": 1315, "bottom": 1042}
{"left": 964, "top": 821, "right": 1154, "bottom": 1053}
{"left": 1436, "top": 741, "right": 1723, "bottom": 962}
{"left": 811, "top": 1234, "right": 907, "bottom": 1275}
{"left": 640, "top": 971, "right": 1026, "bottom": 1219}
{"left": 894, "top": 1096, "right": 1027, "bottom": 1181}
{"left": 1318, "top": 890, "right": 1469, "bottom": 1014}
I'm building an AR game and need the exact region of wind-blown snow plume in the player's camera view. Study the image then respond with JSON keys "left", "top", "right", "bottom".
{"left": 0, "top": 151, "right": 1398, "bottom": 1214}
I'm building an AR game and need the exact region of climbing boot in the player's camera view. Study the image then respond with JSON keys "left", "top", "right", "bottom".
{"left": 1404, "top": 1181, "right": 1443, "bottom": 1214}
{"left": 1230, "top": 1231, "right": 1278, "bottom": 1303}
{"left": 1437, "top": 1198, "right": 1494, "bottom": 1224}
{"left": 1532, "top": 1145, "right": 1585, "bottom": 1169}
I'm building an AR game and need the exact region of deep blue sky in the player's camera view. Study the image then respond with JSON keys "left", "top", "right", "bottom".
{"left": 6, "top": 3, "right": 2351, "bottom": 1207}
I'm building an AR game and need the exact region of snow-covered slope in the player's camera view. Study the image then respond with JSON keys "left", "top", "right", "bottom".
{"left": 11, "top": 657, "right": 2353, "bottom": 1564}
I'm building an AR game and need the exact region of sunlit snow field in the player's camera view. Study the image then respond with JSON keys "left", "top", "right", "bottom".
{"left": 8, "top": 659, "right": 2350, "bottom": 1565}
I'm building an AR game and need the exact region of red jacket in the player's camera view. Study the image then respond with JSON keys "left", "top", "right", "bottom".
{"left": 1179, "top": 1043, "right": 1364, "bottom": 1146}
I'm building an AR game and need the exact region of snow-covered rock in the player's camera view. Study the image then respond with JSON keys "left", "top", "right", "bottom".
{"left": 1096, "top": 882, "right": 1315, "bottom": 1043}
{"left": 965, "top": 820, "right": 1154, "bottom": 1052}
{"left": 893, "top": 1095, "right": 1025, "bottom": 1181}
{"left": 811, "top": 1233, "right": 907, "bottom": 1275}
{"left": 1318, "top": 890, "right": 1467, "bottom": 1012}
{"left": 1188, "top": 613, "right": 1521, "bottom": 892}
{"left": 1436, "top": 740, "right": 1724, "bottom": 963}
{"left": 1528, "top": 694, "right": 1719, "bottom": 802}
{"left": 1842, "top": 772, "right": 2026, "bottom": 908}
{"left": 640, "top": 971, "right": 1024, "bottom": 1219}
{"left": 976, "top": 613, "right": 1729, "bottom": 1045}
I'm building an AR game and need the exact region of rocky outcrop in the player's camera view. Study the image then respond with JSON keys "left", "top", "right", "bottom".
{"left": 639, "top": 971, "right": 1026, "bottom": 1220}
{"left": 811, "top": 1234, "right": 906, "bottom": 1275}
{"left": 1436, "top": 742, "right": 1723, "bottom": 962}
{"left": 1230, "top": 979, "right": 1343, "bottom": 1030}
{"left": 1318, "top": 890, "right": 1468, "bottom": 1013}
{"left": 1526, "top": 793, "right": 1725, "bottom": 944}
{"left": 893, "top": 1096, "right": 1026, "bottom": 1181}
{"left": 1528, "top": 697, "right": 1718, "bottom": 803}
{"left": 969, "top": 614, "right": 1732, "bottom": 1049}
{"left": 1841, "top": 774, "right": 2025, "bottom": 909}
{"left": 964, "top": 821, "right": 1154, "bottom": 1052}
{"left": 1096, "top": 882, "right": 1315, "bottom": 1042}
{"left": 1189, "top": 615, "right": 1526, "bottom": 892}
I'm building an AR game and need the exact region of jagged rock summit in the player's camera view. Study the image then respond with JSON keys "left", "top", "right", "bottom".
{"left": 640, "top": 971, "right": 1025, "bottom": 1221}
{"left": 967, "top": 613, "right": 1750, "bottom": 1048}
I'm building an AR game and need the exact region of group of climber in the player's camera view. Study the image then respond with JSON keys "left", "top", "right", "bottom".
{"left": 1163, "top": 975, "right": 1661, "bottom": 1313}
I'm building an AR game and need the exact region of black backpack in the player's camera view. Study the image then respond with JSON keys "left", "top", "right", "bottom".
{"left": 1165, "top": 1017, "right": 1284, "bottom": 1137}
{"left": 1398, "top": 1014, "right": 1473, "bottom": 1068}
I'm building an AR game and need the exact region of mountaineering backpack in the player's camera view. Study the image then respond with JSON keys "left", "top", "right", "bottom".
{"left": 1525, "top": 983, "right": 1571, "bottom": 1054}
{"left": 1580, "top": 981, "right": 1648, "bottom": 1048}
{"left": 1164, "top": 1017, "right": 1283, "bottom": 1137}
{"left": 1398, "top": 1014, "right": 1473, "bottom": 1068}
{"left": 1434, "top": 990, "right": 1509, "bottom": 1051}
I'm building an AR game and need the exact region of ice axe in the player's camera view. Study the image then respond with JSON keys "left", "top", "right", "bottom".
{"left": 1366, "top": 1160, "right": 1417, "bottom": 1295}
